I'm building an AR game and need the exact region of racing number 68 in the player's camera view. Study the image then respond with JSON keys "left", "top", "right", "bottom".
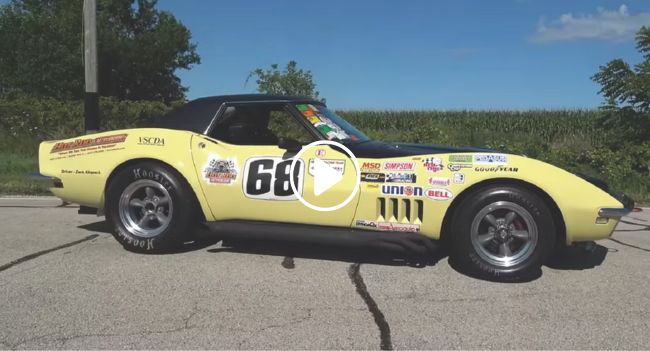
{"left": 244, "top": 158, "right": 304, "bottom": 200}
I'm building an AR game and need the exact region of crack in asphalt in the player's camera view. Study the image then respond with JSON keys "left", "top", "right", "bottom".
{"left": 348, "top": 263, "right": 393, "bottom": 351}
{"left": 0, "top": 234, "right": 99, "bottom": 273}
{"left": 9, "top": 307, "right": 205, "bottom": 350}
{"left": 281, "top": 256, "right": 295, "bottom": 269}
{"left": 608, "top": 238, "right": 650, "bottom": 252}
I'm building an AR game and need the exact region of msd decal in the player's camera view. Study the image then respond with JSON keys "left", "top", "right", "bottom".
{"left": 361, "top": 162, "right": 381, "bottom": 172}
{"left": 381, "top": 185, "right": 424, "bottom": 197}
{"left": 383, "top": 161, "right": 415, "bottom": 171}
{"left": 426, "top": 188, "right": 453, "bottom": 200}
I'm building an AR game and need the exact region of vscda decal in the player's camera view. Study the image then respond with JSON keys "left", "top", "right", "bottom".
{"left": 243, "top": 157, "right": 304, "bottom": 200}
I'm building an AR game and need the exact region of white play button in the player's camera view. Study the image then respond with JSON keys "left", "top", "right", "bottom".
{"left": 289, "top": 140, "right": 361, "bottom": 212}
{"left": 312, "top": 158, "right": 343, "bottom": 196}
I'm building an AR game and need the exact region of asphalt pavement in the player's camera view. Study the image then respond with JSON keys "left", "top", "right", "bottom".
{"left": 0, "top": 197, "right": 649, "bottom": 349}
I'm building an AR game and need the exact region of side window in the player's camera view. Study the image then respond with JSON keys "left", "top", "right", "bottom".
{"left": 267, "top": 110, "right": 313, "bottom": 144}
{"left": 210, "top": 105, "right": 313, "bottom": 146}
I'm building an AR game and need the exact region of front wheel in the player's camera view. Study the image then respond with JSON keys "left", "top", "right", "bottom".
{"left": 450, "top": 185, "right": 556, "bottom": 281}
{"left": 105, "top": 161, "right": 197, "bottom": 253}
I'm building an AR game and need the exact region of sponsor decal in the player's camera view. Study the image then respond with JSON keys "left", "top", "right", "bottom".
{"left": 361, "top": 162, "right": 382, "bottom": 172}
{"left": 448, "top": 163, "right": 472, "bottom": 172}
{"left": 367, "top": 184, "right": 379, "bottom": 188}
{"left": 50, "top": 133, "right": 128, "bottom": 153}
{"left": 355, "top": 219, "right": 377, "bottom": 228}
{"left": 448, "top": 154, "right": 472, "bottom": 163}
{"left": 308, "top": 159, "right": 345, "bottom": 176}
{"left": 361, "top": 172, "right": 386, "bottom": 183}
{"left": 386, "top": 173, "right": 417, "bottom": 183}
{"left": 475, "top": 166, "right": 519, "bottom": 172}
{"left": 474, "top": 154, "right": 508, "bottom": 165}
{"left": 204, "top": 155, "right": 239, "bottom": 184}
{"left": 137, "top": 137, "right": 165, "bottom": 146}
{"left": 422, "top": 157, "right": 444, "bottom": 172}
{"left": 428, "top": 177, "right": 450, "bottom": 186}
{"left": 380, "top": 185, "right": 424, "bottom": 197}
{"left": 383, "top": 161, "right": 416, "bottom": 171}
{"left": 378, "top": 222, "right": 420, "bottom": 233}
{"left": 315, "top": 149, "right": 326, "bottom": 158}
{"left": 453, "top": 173, "right": 465, "bottom": 184}
{"left": 426, "top": 188, "right": 453, "bottom": 200}
{"left": 243, "top": 157, "right": 305, "bottom": 200}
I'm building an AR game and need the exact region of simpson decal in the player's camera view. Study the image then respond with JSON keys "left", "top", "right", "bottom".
{"left": 426, "top": 188, "right": 453, "bottom": 200}
{"left": 308, "top": 159, "right": 345, "bottom": 176}
{"left": 377, "top": 222, "right": 420, "bottom": 233}
{"left": 383, "top": 161, "right": 415, "bottom": 171}
{"left": 386, "top": 173, "right": 417, "bottom": 183}
{"left": 422, "top": 157, "right": 444, "bottom": 172}
{"left": 361, "top": 172, "right": 386, "bottom": 182}
{"left": 474, "top": 154, "right": 508, "bottom": 165}
{"left": 203, "top": 155, "right": 239, "bottom": 184}
{"left": 50, "top": 134, "right": 128, "bottom": 153}
{"left": 380, "top": 185, "right": 424, "bottom": 197}
{"left": 243, "top": 157, "right": 304, "bottom": 200}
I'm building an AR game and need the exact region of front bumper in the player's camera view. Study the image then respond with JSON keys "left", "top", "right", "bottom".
{"left": 599, "top": 193, "right": 635, "bottom": 218}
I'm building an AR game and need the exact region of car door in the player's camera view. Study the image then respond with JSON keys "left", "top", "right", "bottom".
{"left": 190, "top": 102, "right": 360, "bottom": 227}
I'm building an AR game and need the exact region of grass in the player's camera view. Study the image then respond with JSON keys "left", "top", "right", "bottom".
{"left": 0, "top": 150, "right": 50, "bottom": 195}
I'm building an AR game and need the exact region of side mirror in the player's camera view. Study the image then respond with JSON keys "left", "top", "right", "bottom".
{"left": 278, "top": 137, "right": 302, "bottom": 152}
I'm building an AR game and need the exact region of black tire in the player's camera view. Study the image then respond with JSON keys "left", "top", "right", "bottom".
{"left": 105, "top": 161, "right": 197, "bottom": 253}
{"left": 449, "top": 185, "right": 556, "bottom": 281}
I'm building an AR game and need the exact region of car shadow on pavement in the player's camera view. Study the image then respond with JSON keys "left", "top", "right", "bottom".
{"left": 77, "top": 220, "right": 223, "bottom": 254}
{"left": 207, "top": 238, "right": 446, "bottom": 268}
{"left": 78, "top": 220, "right": 610, "bottom": 277}
{"left": 546, "top": 243, "right": 609, "bottom": 270}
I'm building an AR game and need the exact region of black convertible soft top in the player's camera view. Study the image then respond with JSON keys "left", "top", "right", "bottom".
{"left": 155, "top": 94, "right": 320, "bottom": 134}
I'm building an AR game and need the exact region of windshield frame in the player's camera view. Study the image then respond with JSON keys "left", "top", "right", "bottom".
{"left": 288, "top": 103, "right": 370, "bottom": 144}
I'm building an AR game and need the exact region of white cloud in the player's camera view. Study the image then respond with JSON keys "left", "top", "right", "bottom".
{"left": 532, "top": 4, "right": 650, "bottom": 42}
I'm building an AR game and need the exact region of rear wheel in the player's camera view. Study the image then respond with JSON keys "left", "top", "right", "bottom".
{"left": 105, "top": 161, "right": 197, "bottom": 253}
{"left": 450, "top": 185, "right": 556, "bottom": 281}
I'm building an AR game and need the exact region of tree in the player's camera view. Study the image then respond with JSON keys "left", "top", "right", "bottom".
{"left": 248, "top": 61, "right": 324, "bottom": 101}
{"left": 592, "top": 26, "right": 650, "bottom": 142}
{"left": 0, "top": 0, "right": 200, "bottom": 102}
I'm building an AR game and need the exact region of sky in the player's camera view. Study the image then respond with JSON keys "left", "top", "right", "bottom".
{"left": 159, "top": 1, "right": 650, "bottom": 109}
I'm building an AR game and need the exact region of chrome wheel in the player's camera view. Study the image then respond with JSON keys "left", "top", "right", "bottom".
{"left": 118, "top": 179, "right": 173, "bottom": 238}
{"left": 470, "top": 201, "right": 538, "bottom": 268}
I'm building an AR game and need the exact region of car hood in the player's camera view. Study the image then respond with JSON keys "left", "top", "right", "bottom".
{"left": 345, "top": 140, "right": 494, "bottom": 159}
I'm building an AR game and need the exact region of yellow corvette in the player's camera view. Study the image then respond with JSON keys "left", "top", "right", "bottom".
{"left": 38, "top": 94, "right": 633, "bottom": 280}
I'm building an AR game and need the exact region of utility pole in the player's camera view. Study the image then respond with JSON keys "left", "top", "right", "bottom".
{"left": 83, "top": 0, "right": 99, "bottom": 133}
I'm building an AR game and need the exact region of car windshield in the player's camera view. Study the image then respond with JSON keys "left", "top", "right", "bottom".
{"left": 294, "top": 103, "right": 370, "bottom": 143}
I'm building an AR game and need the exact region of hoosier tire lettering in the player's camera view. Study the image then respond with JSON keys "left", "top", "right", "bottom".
{"left": 105, "top": 161, "right": 197, "bottom": 253}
